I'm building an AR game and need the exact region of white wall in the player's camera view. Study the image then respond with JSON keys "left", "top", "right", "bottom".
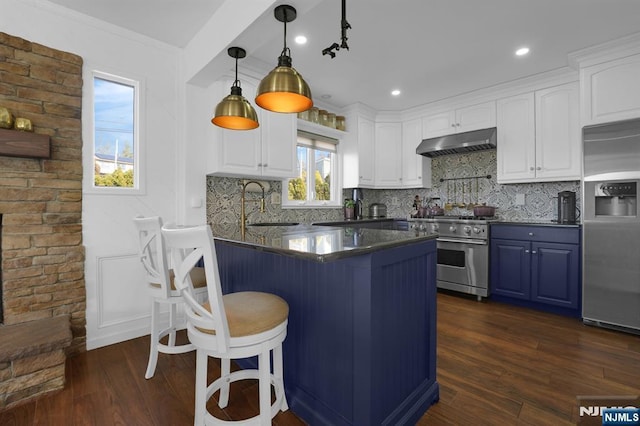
{"left": 1, "top": 0, "right": 183, "bottom": 348}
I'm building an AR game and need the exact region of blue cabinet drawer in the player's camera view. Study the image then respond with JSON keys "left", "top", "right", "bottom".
{"left": 491, "top": 224, "right": 580, "bottom": 244}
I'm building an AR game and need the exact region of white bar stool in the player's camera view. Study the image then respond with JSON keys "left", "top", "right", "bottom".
{"left": 162, "top": 224, "right": 289, "bottom": 426}
{"left": 133, "top": 216, "right": 207, "bottom": 379}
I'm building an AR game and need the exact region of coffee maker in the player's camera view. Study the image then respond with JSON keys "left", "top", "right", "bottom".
{"left": 352, "top": 188, "right": 363, "bottom": 220}
{"left": 557, "top": 191, "right": 577, "bottom": 224}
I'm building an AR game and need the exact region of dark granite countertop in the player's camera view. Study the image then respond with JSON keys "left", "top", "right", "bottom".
{"left": 210, "top": 223, "right": 436, "bottom": 262}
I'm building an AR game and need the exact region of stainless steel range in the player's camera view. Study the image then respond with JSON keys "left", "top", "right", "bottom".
{"left": 409, "top": 216, "right": 493, "bottom": 300}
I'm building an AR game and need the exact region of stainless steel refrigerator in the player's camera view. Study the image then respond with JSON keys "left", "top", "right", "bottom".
{"left": 583, "top": 118, "right": 640, "bottom": 334}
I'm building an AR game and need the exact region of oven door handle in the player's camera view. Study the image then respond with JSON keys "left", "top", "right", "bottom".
{"left": 437, "top": 237, "right": 487, "bottom": 245}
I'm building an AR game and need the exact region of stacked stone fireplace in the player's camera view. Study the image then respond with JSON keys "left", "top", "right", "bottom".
{"left": 0, "top": 32, "right": 85, "bottom": 409}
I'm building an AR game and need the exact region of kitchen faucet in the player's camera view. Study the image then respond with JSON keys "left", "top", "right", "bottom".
{"left": 239, "top": 180, "right": 265, "bottom": 237}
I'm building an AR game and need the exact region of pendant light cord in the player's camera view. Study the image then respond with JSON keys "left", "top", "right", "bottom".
{"left": 278, "top": 8, "right": 292, "bottom": 66}
{"left": 233, "top": 54, "right": 240, "bottom": 88}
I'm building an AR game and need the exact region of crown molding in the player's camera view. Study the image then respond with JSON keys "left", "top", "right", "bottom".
{"left": 568, "top": 31, "right": 640, "bottom": 69}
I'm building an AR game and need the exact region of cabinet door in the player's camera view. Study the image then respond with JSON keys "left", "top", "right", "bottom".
{"left": 456, "top": 101, "right": 496, "bottom": 134}
{"left": 530, "top": 242, "right": 580, "bottom": 309}
{"left": 582, "top": 54, "right": 640, "bottom": 125}
{"left": 422, "top": 110, "right": 455, "bottom": 139}
{"left": 374, "top": 122, "right": 402, "bottom": 187}
{"left": 357, "top": 116, "right": 375, "bottom": 186}
{"left": 490, "top": 239, "right": 531, "bottom": 299}
{"left": 497, "top": 93, "right": 536, "bottom": 183}
{"left": 261, "top": 111, "right": 296, "bottom": 178}
{"left": 535, "top": 82, "right": 581, "bottom": 181}
{"left": 218, "top": 127, "right": 262, "bottom": 176}
{"left": 215, "top": 78, "right": 262, "bottom": 176}
{"left": 402, "top": 118, "right": 431, "bottom": 188}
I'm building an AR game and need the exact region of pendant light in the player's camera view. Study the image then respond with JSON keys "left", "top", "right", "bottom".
{"left": 212, "top": 47, "right": 259, "bottom": 130}
{"left": 255, "top": 5, "right": 313, "bottom": 113}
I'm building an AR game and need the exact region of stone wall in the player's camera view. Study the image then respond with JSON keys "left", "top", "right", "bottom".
{"left": 0, "top": 32, "right": 85, "bottom": 353}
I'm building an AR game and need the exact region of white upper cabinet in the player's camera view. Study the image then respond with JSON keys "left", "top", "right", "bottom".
{"left": 259, "top": 111, "right": 297, "bottom": 178}
{"left": 374, "top": 122, "right": 402, "bottom": 187}
{"left": 422, "top": 101, "right": 496, "bottom": 139}
{"left": 535, "top": 82, "right": 581, "bottom": 181}
{"left": 581, "top": 53, "right": 640, "bottom": 125}
{"left": 343, "top": 113, "right": 375, "bottom": 188}
{"left": 209, "top": 78, "right": 296, "bottom": 179}
{"left": 402, "top": 118, "right": 431, "bottom": 188}
{"left": 497, "top": 93, "right": 536, "bottom": 182}
{"left": 497, "top": 82, "right": 580, "bottom": 183}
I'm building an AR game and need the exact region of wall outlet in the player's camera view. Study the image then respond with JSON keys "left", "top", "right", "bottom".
{"left": 515, "top": 193, "right": 525, "bottom": 205}
{"left": 271, "top": 192, "right": 281, "bottom": 205}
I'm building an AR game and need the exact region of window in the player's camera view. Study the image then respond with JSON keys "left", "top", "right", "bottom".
{"left": 92, "top": 72, "right": 139, "bottom": 189}
{"left": 283, "top": 131, "right": 341, "bottom": 208}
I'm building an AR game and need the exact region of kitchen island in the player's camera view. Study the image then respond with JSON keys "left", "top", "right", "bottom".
{"left": 210, "top": 224, "right": 439, "bottom": 426}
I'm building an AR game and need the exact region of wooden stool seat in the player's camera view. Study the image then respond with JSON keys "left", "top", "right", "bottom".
{"left": 199, "top": 291, "right": 289, "bottom": 337}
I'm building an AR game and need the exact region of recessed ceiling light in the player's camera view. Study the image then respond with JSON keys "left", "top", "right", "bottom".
{"left": 295, "top": 35, "right": 307, "bottom": 45}
{"left": 515, "top": 47, "right": 530, "bottom": 56}
{"left": 391, "top": 89, "right": 401, "bottom": 96}
{"left": 320, "top": 94, "right": 332, "bottom": 99}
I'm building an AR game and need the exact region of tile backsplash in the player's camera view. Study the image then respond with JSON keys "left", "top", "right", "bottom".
{"left": 206, "top": 150, "right": 581, "bottom": 225}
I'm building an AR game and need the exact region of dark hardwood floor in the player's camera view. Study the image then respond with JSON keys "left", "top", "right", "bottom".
{"left": 2, "top": 292, "right": 638, "bottom": 425}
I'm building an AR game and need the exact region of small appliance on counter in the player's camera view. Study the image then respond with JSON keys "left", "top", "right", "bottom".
{"left": 557, "top": 191, "right": 577, "bottom": 224}
{"left": 352, "top": 188, "right": 364, "bottom": 220}
{"left": 369, "top": 203, "right": 387, "bottom": 218}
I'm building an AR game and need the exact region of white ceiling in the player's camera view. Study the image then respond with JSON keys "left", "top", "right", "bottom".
{"left": 47, "top": 0, "right": 640, "bottom": 111}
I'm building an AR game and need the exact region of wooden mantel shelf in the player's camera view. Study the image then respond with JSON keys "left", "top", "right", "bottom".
{"left": 0, "top": 127, "right": 51, "bottom": 159}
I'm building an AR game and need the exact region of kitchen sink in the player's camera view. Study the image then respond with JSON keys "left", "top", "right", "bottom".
{"left": 247, "top": 222, "right": 300, "bottom": 227}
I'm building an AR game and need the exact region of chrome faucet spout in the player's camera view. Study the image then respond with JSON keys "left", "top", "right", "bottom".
{"left": 240, "top": 180, "right": 266, "bottom": 236}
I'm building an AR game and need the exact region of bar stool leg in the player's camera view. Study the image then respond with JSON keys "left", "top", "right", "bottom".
{"left": 194, "top": 349, "right": 208, "bottom": 426}
{"left": 273, "top": 343, "right": 288, "bottom": 411}
{"left": 168, "top": 302, "right": 177, "bottom": 347}
{"left": 258, "top": 350, "right": 271, "bottom": 426}
{"left": 145, "top": 300, "right": 160, "bottom": 379}
{"left": 218, "top": 358, "right": 231, "bottom": 408}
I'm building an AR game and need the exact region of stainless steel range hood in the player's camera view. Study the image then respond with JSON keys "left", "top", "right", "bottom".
{"left": 416, "top": 127, "right": 497, "bottom": 157}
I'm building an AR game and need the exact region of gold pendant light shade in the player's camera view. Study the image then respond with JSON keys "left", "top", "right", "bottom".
{"left": 212, "top": 88, "right": 259, "bottom": 130}
{"left": 256, "top": 5, "right": 313, "bottom": 114}
{"left": 256, "top": 65, "right": 313, "bottom": 113}
{"left": 212, "top": 47, "right": 259, "bottom": 130}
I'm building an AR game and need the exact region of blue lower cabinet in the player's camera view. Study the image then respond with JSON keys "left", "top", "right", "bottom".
{"left": 491, "top": 239, "right": 531, "bottom": 299}
{"left": 490, "top": 225, "right": 581, "bottom": 316}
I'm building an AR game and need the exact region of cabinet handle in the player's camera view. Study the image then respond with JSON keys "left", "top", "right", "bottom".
{"left": 451, "top": 124, "right": 456, "bottom": 127}
{"left": 528, "top": 232, "right": 534, "bottom": 236}
{"left": 456, "top": 123, "right": 460, "bottom": 127}
{"left": 531, "top": 250, "right": 537, "bottom": 254}
{"left": 263, "top": 163, "right": 267, "bottom": 167}
{"left": 536, "top": 166, "right": 541, "bottom": 171}
{"left": 525, "top": 249, "right": 530, "bottom": 253}
{"left": 417, "top": 176, "right": 421, "bottom": 179}
{"left": 529, "top": 166, "right": 535, "bottom": 171}
{"left": 359, "top": 175, "right": 363, "bottom": 178}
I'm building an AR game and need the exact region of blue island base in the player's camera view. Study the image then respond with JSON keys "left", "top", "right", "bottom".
{"left": 215, "top": 238, "right": 439, "bottom": 425}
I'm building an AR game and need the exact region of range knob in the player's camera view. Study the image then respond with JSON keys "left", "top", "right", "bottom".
{"left": 473, "top": 226, "right": 482, "bottom": 234}
{"left": 449, "top": 225, "right": 457, "bottom": 232}
{"left": 431, "top": 224, "right": 439, "bottom": 232}
{"left": 463, "top": 226, "right": 471, "bottom": 235}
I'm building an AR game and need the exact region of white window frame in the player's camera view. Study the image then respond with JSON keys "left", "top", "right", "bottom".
{"left": 86, "top": 70, "right": 145, "bottom": 195}
{"left": 282, "top": 131, "right": 342, "bottom": 208}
